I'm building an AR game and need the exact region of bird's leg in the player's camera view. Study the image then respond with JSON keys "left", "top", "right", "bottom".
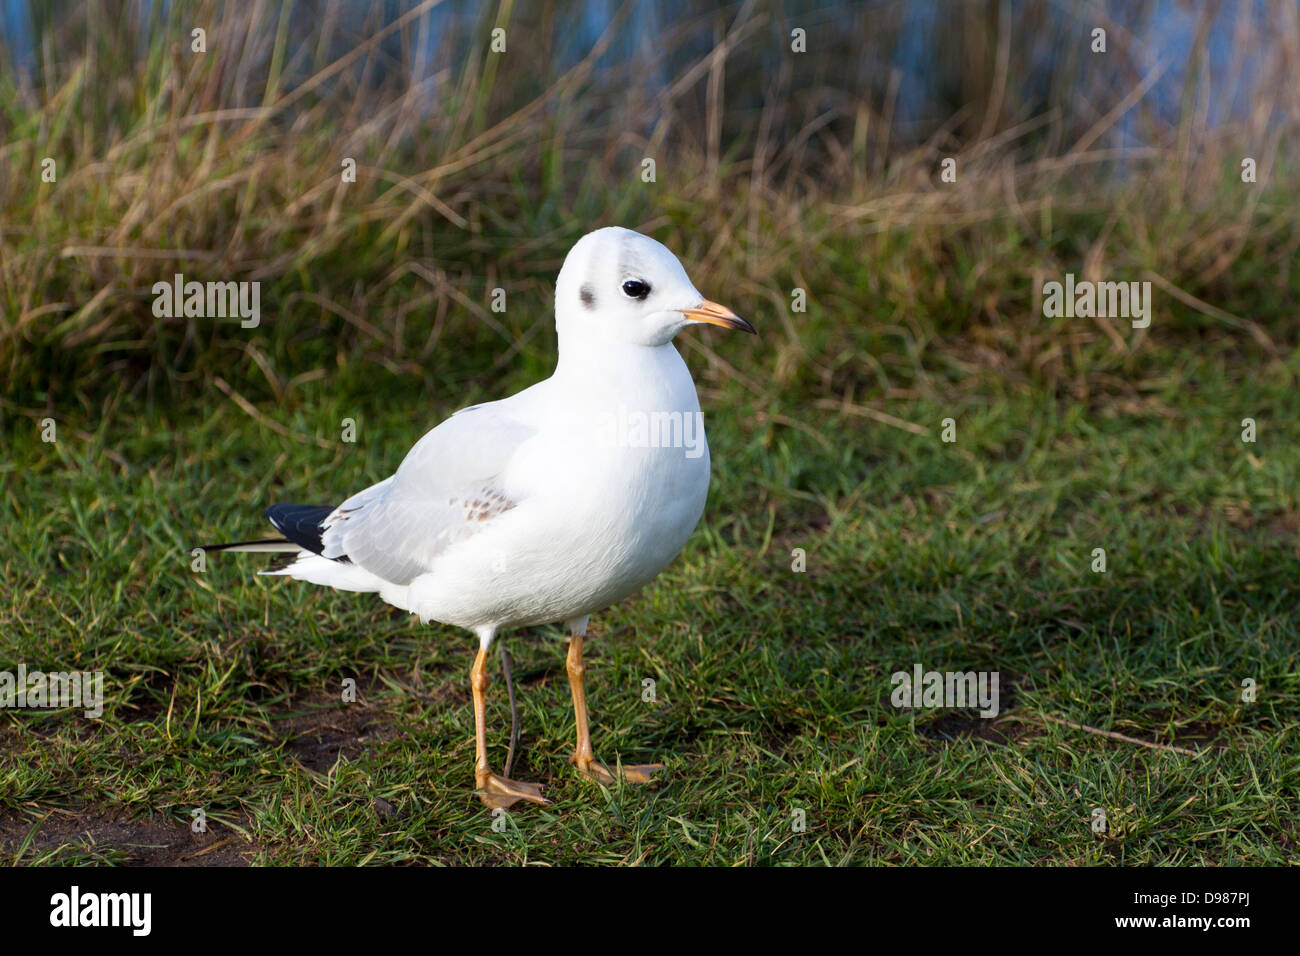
{"left": 471, "top": 647, "right": 549, "bottom": 808}
{"left": 566, "top": 634, "right": 663, "bottom": 785}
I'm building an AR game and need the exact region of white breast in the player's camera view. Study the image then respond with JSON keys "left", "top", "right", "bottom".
{"left": 397, "top": 342, "right": 711, "bottom": 630}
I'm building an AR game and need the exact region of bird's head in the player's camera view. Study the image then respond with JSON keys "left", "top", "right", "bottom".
{"left": 554, "top": 226, "right": 754, "bottom": 347}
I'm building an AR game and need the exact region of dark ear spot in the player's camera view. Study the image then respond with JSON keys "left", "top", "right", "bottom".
{"left": 580, "top": 283, "right": 596, "bottom": 310}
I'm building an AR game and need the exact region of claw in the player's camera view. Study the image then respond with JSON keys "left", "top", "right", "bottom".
{"left": 479, "top": 772, "right": 551, "bottom": 809}
{"left": 572, "top": 756, "right": 664, "bottom": 786}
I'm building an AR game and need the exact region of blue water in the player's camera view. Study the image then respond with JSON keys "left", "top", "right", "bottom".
{"left": 0, "top": 0, "right": 1284, "bottom": 137}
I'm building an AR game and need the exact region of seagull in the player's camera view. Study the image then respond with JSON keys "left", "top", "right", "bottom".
{"left": 204, "top": 227, "right": 754, "bottom": 808}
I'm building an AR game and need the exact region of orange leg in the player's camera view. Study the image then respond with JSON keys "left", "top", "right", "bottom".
{"left": 566, "top": 635, "right": 663, "bottom": 785}
{"left": 472, "top": 648, "right": 549, "bottom": 808}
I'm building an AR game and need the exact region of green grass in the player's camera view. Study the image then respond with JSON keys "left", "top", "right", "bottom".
{"left": 2, "top": 284, "right": 1296, "bottom": 864}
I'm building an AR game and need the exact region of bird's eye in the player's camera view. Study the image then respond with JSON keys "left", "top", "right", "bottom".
{"left": 621, "top": 279, "right": 651, "bottom": 300}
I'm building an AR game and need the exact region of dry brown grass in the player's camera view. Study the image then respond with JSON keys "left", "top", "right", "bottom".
{"left": 0, "top": 0, "right": 1296, "bottom": 407}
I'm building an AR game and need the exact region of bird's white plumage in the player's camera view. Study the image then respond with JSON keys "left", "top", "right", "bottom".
{"left": 264, "top": 227, "right": 725, "bottom": 648}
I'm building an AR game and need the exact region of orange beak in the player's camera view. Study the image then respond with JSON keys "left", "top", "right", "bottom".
{"left": 681, "top": 299, "right": 756, "bottom": 334}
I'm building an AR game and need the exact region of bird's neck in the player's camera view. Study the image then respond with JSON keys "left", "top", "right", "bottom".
{"left": 555, "top": 335, "right": 677, "bottom": 379}
{"left": 552, "top": 338, "right": 697, "bottom": 408}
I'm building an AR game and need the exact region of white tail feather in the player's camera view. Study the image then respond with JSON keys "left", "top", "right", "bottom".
{"left": 260, "top": 553, "right": 386, "bottom": 593}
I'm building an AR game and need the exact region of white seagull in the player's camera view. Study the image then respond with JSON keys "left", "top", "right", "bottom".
{"left": 205, "top": 227, "right": 754, "bottom": 807}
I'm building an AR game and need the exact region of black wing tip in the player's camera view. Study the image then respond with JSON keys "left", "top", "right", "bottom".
{"left": 264, "top": 503, "right": 336, "bottom": 555}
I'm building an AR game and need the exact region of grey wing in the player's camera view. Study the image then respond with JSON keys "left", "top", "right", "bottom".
{"left": 318, "top": 404, "right": 534, "bottom": 585}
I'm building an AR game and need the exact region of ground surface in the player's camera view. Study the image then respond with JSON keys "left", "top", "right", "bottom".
{"left": 3, "top": 290, "right": 1297, "bottom": 865}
